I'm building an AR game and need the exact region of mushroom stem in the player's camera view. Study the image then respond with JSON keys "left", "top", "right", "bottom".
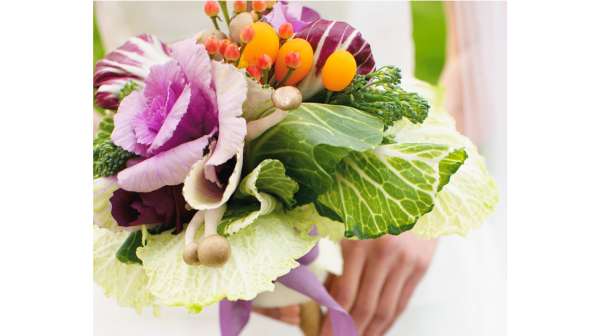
{"left": 196, "top": 205, "right": 231, "bottom": 267}
{"left": 245, "top": 108, "right": 288, "bottom": 141}
{"left": 203, "top": 205, "right": 227, "bottom": 235}
{"left": 183, "top": 211, "right": 206, "bottom": 265}
{"left": 185, "top": 210, "right": 206, "bottom": 246}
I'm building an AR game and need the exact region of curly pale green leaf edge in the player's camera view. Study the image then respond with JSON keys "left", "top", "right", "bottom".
{"left": 317, "top": 143, "right": 467, "bottom": 239}
{"left": 93, "top": 227, "right": 155, "bottom": 313}
{"left": 138, "top": 214, "right": 318, "bottom": 313}
{"left": 218, "top": 159, "right": 299, "bottom": 235}
{"left": 93, "top": 177, "right": 120, "bottom": 231}
{"left": 389, "top": 80, "right": 499, "bottom": 238}
{"left": 288, "top": 204, "right": 346, "bottom": 242}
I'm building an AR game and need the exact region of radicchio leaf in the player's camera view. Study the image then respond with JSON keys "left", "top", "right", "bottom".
{"left": 295, "top": 20, "right": 375, "bottom": 99}
{"left": 94, "top": 34, "right": 171, "bottom": 109}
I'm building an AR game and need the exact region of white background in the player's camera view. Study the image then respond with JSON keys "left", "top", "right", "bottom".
{"left": 0, "top": 1, "right": 599, "bottom": 336}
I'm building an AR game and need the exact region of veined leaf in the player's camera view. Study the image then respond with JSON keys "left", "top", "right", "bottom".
{"left": 219, "top": 159, "right": 298, "bottom": 235}
{"left": 317, "top": 143, "right": 467, "bottom": 239}
{"left": 388, "top": 80, "right": 498, "bottom": 238}
{"left": 138, "top": 214, "right": 318, "bottom": 312}
{"left": 288, "top": 203, "right": 346, "bottom": 242}
{"left": 116, "top": 231, "right": 144, "bottom": 264}
{"left": 93, "top": 177, "right": 120, "bottom": 231}
{"left": 238, "top": 159, "right": 299, "bottom": 208}
{"left": 94, "top": 227, "right": 155, "bottom": 312}
{"left": 246, "top": 103, "right": 384, "bottom": 205}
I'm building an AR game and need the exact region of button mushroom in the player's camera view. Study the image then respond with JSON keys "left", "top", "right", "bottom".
{"left": 196, "top": 29, "right": 227, "bottom": 44}
{"left": 271, "top": 86, "right": 302, "bottom": 110}
{"left": 182, "top": 206, "right": 231, "bottom": 267}
{"left": 229, "top": 12, "right": 254, "bottom": 43}
{"left": 246, "top": 86, "right": 303, "bottom": 141}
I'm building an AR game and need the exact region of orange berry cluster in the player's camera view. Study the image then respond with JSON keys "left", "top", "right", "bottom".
{"left": 204, "top": 37, "right": 241, "bottom": 62}
{"left": 201, "top": 1, "right": 357, "bottom": 91}
{"left": 236, "top": 20, "right": 316, "bottom": 87}
{"left": 203, "top": 1, "right": 219, "bottom": 17}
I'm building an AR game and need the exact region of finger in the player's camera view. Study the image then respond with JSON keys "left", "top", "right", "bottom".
{"left": 252, "top": 305, "right": 300, "bottom": 325}
{"left": 365, "top": 261, "right": 414, "bottom": 336}
{"left": 328, "top": 242, "right": 367, "bottom": 312}
{"left": 324, "top": 273, "right": 335, "bottom": 290}
{"left": 320, "top": 314, "right": 332, "bottom": 336}
{"left": 350, "top": 254, "right": 391, "bottom": 334}
{"left": 322, "top": 243, "right": 367, "bottom": 336}
{"left": 394, "top": 266, "right": 426, "bottom": 317}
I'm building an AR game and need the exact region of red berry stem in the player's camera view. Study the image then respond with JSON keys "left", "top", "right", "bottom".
{"left": 210, "top": 16, "right": 221, "bottom": 31}
{"left": 218, "top": 1, "right": 231, "bottom": 25}
{"left": 273, "top": 68, "right": 295, "bottom": 88}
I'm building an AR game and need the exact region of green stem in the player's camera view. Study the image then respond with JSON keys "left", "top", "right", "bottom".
{"left": 210, "top": 16, "right": 221, "bottom": 31}
{"left": 218, "top": 1, "right": 231, "bottom": 26}
{"left": 325, "top": 91, "right": 333, "bottom": 104}
{"left": 262, "top": 69, "right": 270, "bottom": 86}
{"left": 274, "top": 68, "right": 295, "bottom": 88}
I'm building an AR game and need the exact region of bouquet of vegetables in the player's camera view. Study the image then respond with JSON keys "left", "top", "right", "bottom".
{"left": 93, "top": 1, "right": 498, "bottom": 335}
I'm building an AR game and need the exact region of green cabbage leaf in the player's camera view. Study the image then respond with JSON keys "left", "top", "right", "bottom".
{"left": 388, "top": 82, "right": 499, "bottom": 238}
{"left": 93, "top": 227, "right": 155, "bottom": 312}
{"left": 219, "top": 159, "right": 298, "bottom": 235}
{"left": 317, "top": 144, "right": 467, "bottom": 238}
{"left": 137, "top": 214, "right": 318, "bottom": 313}
{"left": 246, "top": 103, "right": 384, "bottom": 205}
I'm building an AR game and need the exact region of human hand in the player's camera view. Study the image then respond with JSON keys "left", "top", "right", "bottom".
{"left": 321, "top": 233, "right": 437, "bottom": 336}
{"left": 253, "top": 304, "right": 301, "bottom": 326}
{"left": 253, "top": 232, "right": 437, "bottom": 336}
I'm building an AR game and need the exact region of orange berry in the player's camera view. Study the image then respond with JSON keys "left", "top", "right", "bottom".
{"left": 233, "top": 0, "right": 247, "bottom": 13}
{"left": 204, "top": 36, "right": 220, "bottom": 55}
{"left": 252, "top": 1, "right": 267, "bottom": 12}
{"left": 246, "top": 65, "right": 262, "bottom": 81}
{"left": 257, "top": 54, "right": 273, "bottom": 70}
{"left": 278, "top": 22, "right": 294, "bottom": 40}
{"left": 239, "top": 22, "right": 279, "bottom": 67}
{"left": 274, "top": 38, "right": 314, "bottom": 85}
{"left": 284, "top": 51, "right": 301, "bottom": 69}
{"left": 224, "top": 44, "right": 241, "bottom": 61}
{"left": 321, "top": 50, "right": 357, "bottom": 92}
{"left": 204, "top": 1, "right": 220, "bottom": 17}
{"left": 218, "top": 39, "right": 231, "bottom": 56}
{"left": 240, "top": 26, "right": 255, "bottom": 44}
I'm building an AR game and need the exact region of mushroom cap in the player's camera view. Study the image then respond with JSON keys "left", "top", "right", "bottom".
{"left": 271, "top": 86, "right": 302, "bottom": 111}
{"left": 183, "top": 242, "right": 200, "bottom": 265}
{"left": 229, "top": 12, "right": 254, "bottom": 43}
{"left": 196, "top": 29, "right": 227, "bottom": 44}
{"left": 197, "top": 234, "right": 231, "bottom": 267}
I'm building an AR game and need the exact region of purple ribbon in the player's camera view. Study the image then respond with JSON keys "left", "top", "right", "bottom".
{"left": 219, "top": 300, "right": 252, "bottom": 336}
{"left": 219, "top": 244, "right": 357, "bottom": 336}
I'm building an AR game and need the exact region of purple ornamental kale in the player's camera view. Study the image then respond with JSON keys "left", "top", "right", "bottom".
{"left": 263, "top": 1, "right": 320, "bottom": 31}
{"left": 94, "top": 36, "right": 248, "bottom": 193}
{"left": 110, "top": 184, "right": 193, "bottom": 233}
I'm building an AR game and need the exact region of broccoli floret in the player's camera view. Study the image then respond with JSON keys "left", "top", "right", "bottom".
{"left": 93, "top": 115, "right": 135, "bottom": 178}
{"left": 330, "top": 66, "right": 430, "bottom": 128}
